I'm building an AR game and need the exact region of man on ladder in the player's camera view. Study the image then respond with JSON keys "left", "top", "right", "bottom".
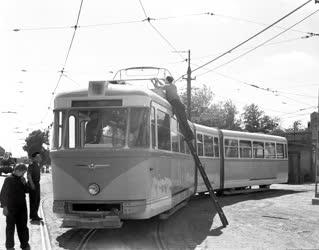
{"left": 159, "top": 76, "right": 229, "bottom": 227}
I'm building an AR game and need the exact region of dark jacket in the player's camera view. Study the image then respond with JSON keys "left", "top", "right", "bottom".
{"left": 163, "top": 84, "right": 180, "bottom": 103}
{"left": 0, "top": 174, "right": 28, "bottom": 211}
{"left": 27, "top": 162, "right": 41, "bottom": 185}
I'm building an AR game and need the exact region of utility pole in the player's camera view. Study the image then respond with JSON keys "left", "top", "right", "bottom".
{"left": 185, "top": 50, "right": 195, "bottom": 120}
{"left": 313, "top": 89, "right": 319, "bottom": 204}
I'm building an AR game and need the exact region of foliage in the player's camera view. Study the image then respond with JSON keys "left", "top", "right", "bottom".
{"left": 200, "top": 100, "right": 242, "bottom": 130}
{"left": 0, "top": 146, "right": 5, "bottom": 157}
{"left": 285, "top": 120, "right": 306, "bottom": 132}
{"left": 242, "top": 104, "right": 280, "bottom": 133}
{"left": 22, "top": 129, "right": 51, "bottom": 165}
{"left": 180, "top": 85, "right": 241, "bottom": 130}
{"left": 180, "top": 84, "right": 213, "bottom": 116}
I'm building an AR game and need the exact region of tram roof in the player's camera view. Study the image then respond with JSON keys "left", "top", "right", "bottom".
{"left": 193, "top": 123, "right": 286, "bottom": 142}
{"left": 54, "top": 83, "right": 171, "bottom": 109}
{"left": 221, "top": 129, "right": 287, "bottom": 142}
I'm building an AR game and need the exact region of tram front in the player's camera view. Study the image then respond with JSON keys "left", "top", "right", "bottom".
{"left": 51, "top": 81, "right": 154, "bottom": 228}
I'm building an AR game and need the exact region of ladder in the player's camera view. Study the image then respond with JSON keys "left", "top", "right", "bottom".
{"left": 186, "top": 139, "right": 229, "bottom": 227}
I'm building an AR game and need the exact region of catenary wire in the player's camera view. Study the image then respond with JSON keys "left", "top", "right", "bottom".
{"left": 195, "top": 8, "right": 319, "bottom": 78}
{"left": 41, "top": 0, "right": 84, "bottom": 124}
{"left": 175, "top": 0, "right": 313, "bottom": 81}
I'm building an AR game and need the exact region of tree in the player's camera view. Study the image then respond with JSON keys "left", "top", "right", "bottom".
{"left": 285, "top": 120, "right": 305, "bottom": 132}
{"left": 180, "top": 85, "right": 241, "bottom": 130}
{"left": 22, "top": 129, "right": 51, "bottom": 165}
{"left": 242, "top": 104, "right": 280, "bottom": 133}
{"left": 180, "top": 84, "right": 213, "bottom": 118}
{"left": 242, "top": 104, "right": 264, "bottom": 132}
{"left": 0, "top": 146, "right": 5, "bottom": 157}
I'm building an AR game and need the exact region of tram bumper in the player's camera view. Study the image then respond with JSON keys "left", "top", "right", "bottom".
{"left": 62, "top": 214, "right": 123, "bottom": 228}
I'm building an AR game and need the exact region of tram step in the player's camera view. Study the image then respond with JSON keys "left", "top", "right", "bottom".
{"left": 159, "top": 200, "right": 188, "bottom": 220}
{"left": 62, "top": 215, "right": 123, "bottom": 228}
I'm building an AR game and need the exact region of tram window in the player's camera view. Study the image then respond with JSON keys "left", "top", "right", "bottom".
{"left": 83, "top": 108, "right": 127, "bottom": 148}
{"left": 276, "top": 143, "right": 284, "bottom": 159}
{"left": 185, "top": 141, "right": 191, "bottom": 154}
{"left": 253, "top": 141, "right": 264, "bottom": 158}
{"left": 68, "top": 115, "right": 75, "bottom": 148}
{"left": 284, "top": 144, "right": 288, "bottom": 158}
{"left": 224, "top": 139, "right": 238, "bottom": 158}
{"left": 52, "top": 111, "right": 60, "bottom": 149}
{"left": 151, "top": 107, "right": 156, "bottom": 149}
{"left": 204, "top": 135, "right": 214, "bottom": 157}
{"left": 128, "top": 108, "right": 149, "bottom": 148}
{"left": 214, "top": 137, "right": 219, "bottom": 157}
{"left": 171, "top": 118, "right": 179, "bottom": 152}
{"left": 179, "top": 135, "right": 185, "bottom": 153}
{"left": 197, "top": 133, "right": 203, "bottom": 156}
{"left": 240, "top": 140, "right": 252, "bottom": 158}
{"left": 265, "top": 142, "right": 276, "bottom": 158}
{"left": 157, "top": 110, "right": 170, "bottom": 150}
{"left": 59, "top": 111, "right": 63, "bottom": 148}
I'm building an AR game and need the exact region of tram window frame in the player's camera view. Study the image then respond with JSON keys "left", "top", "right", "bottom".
{"left": 52, "top": 110, "right": 67, "bottom": 149}
{"left": 197, "top": 133, "right": 204, "bottom": 156}
{"left": 284, "top": 143, "right": 288, "bottom": 159}
{"left": 171, "top": 117, "right": 179, "bottom": 152}
{"left": 214, "top": 137, "right": 219, "bottom": 158}
{"left": 265, "top": 142, "right": 276, "bottom": 158}
{"left": 224, "top": 138, "right": 239, "bottom": 158}
{"left": 151, "top": 107, "right": 156, "bottom": 149}
{"left": 276, "top": 143, "right": 284, "bottom": 159}
{"left": 253, "top": 141, "right": 264, "bottom": 158}
{"left": 157, "top": 109, "right": 171, "bottom": 151}
{"left": 204, "top": 135, "right": 214, "bottom": 157}
{"left": 239, "top": 140, "right": 252, "bottom": 158}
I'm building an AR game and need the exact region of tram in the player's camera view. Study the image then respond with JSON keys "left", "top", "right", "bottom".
{"left": 50, "top": 67, "right": 288, "bottom": 228}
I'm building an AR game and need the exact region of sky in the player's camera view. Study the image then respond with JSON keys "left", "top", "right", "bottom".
{"left": 0, "top": 0, "right": 318, "bottom": 157}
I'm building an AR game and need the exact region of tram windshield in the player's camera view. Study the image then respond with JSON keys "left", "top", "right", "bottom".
{"left": 52, "top": 107, "right": 150, "bottom": 149}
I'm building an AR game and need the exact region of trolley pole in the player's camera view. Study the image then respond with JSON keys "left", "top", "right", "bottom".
{"left": 313, "top": 89, "right": 319, "bottom": 204}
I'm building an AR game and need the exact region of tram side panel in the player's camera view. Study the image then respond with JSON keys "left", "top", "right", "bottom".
{"left": 196, "top": 158, "right": 221, "bottom": 193}
{"left": 147, "top": 151, "right": 195, "bottom": 217}
{"left": 223, "top": 159, "right": 288, "bottom": 189}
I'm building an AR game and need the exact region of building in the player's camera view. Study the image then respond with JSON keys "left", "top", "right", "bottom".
{"left": 277, "top": 112, "right": 317, "bottom": 184}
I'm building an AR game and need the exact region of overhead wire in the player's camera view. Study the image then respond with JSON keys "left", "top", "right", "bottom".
{"left": 192, "top": 34, "right": 317, "bottom": 61}
{"left": 41, "top": 0, "right": 84, "bottom": 124}
{"left": 138, "top": 0, "right": 185, "bottom": 61}
{"left": 209, "top": 12, "right": 317, "bottom": 35}
{"left": 189, "top": 61, "right": 317, "bottom": 117}
{"left": 195, "top": 8, "right": 319, "bottom": 78}
{"left": 174, "top": 0, "right": 313, "bottom": 81}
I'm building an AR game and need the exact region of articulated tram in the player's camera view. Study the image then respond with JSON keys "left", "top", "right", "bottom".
{"left": 50, "top": 67, "right": 288, "bottom": 228}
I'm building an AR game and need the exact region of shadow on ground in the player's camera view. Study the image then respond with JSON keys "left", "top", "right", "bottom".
{"left": 56, "top": 188, "right": 307, "bottom": 250}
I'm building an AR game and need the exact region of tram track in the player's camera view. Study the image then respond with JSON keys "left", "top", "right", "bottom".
{"left": 39, "top": 198, "right": 52, "bottom": 250}
{"left": 76, "top": 229, "right": 97, "bottom": 250}
{"left": 154, "top": 220, "right": 167, "bottom": 250}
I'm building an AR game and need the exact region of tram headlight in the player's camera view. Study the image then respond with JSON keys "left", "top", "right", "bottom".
{"left": 88, "top": 183, "right": 100, "bottom": 196}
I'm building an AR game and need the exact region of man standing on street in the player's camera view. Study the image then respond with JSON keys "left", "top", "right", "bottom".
{"left": 27, "top": 152, "right": 42, "bottom": 222}
{"left": 0, "top": 164, "right": 30, "bottom": 250}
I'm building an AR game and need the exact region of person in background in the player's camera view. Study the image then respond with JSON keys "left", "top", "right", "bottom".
{"left": 27, "top": 152, "right": 42, "bottom": 222}
{"left": 160, "top": 76, "right": 194, "bottom": 142}
{"left": 0, "top": 164, "right": 30, "bottom": 250}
